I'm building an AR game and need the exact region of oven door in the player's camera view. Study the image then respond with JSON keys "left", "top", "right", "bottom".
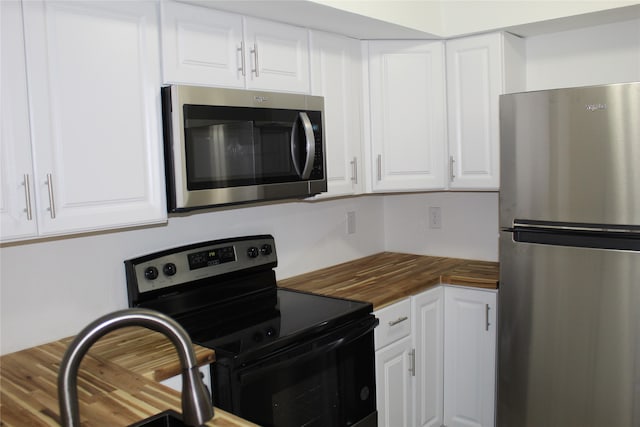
{"left": 213, "top": 316, "right": 378, "bottom": 427}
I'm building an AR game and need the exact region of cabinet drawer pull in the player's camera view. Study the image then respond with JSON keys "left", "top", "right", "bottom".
{"left": 251, "top": 43, "right": 259, "bottom": 77}
{"left": 46, "top": 173, "right": 56, "bottom": 219}
{"left": 449, "top": 155, "right": 456, "bottom": 182}
{"left": 350, "top": 157, "right": 358, "bottom": 184}
{"left": 485, "top": 304, "right": 490, "bottom": 331}
{"left": 237, "top": 41, "right": 246, "bottom": 76}
{"left": 377, "top": 154, "right": 382, "bottom": 181}
{"left": 408, "top": 349, "right": 416, "bottom": 376}
{"left": 23, "top": 174, "right": 33, "bottom": 221}
{"left": 388, "top": 316, "right": 408, "bottom": 327}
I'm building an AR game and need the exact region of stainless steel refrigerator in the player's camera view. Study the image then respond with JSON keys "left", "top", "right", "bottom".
{"left": 498, "top": 82, "right": 640, "bottom": 427}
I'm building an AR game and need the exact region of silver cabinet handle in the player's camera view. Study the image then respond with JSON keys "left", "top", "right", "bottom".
{"left": 485, "top": 304, "right": 491, "bottom": 331}
{"left": 350, "top": 157, "right": 358, "bottom": 184}
{"left": 46, "top": 173, "right": 56, "bottom": 219}
{"left": 449, "top": 155, "right": 456, "bottom": 182}
{"left": 408, "top": 349, "right": 416, "bottom": 376}
{"left": 388, "top": 316, "right": 408, "bottom": 327}
{"left": 377, "top": 154, "right": 382, "bottom": 181}
{"left": 250, "top": 43, "right": 259, "bottom": 77}
{"left": 237, "top": 41, "right": 246, "bottom": 76}
{"left": 23, "top": 174, "right": 33, "bottom": 220}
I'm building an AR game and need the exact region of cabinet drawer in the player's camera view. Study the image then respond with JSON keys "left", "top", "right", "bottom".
{"left": 374, "top": 298, "right": 412, "bottom": 350}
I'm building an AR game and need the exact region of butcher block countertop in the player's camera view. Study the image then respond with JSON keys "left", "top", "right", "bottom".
{"left": 279, "top": 252, "right": 499, "bottom": 310}
{"left": 0, "top": 327, "right": 257, "bottom": 427}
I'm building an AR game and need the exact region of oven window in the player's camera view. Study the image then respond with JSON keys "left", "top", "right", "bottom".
{"left": 241, "top": 351, "right": 340, "bottom": 427}
{"left": 183, "top": 105, "right": 302, "bottom": 190}
{"left": 213, "top": 319, "right": 377, "bottom": 427}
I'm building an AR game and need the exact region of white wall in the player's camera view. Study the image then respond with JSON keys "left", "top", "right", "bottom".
{"left": 384, "top": 192, "right": 499, "bottom": 261}
{"left": 526, "top": 19, "right": 640, "bottom": 90}
{"left": 0, "top": 196, "right": 384, "bottom": 355}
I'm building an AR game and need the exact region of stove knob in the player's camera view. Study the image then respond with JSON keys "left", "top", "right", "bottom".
{"left": 247, "top": 246, "right": 259, "bottom": 258}
{"left": 260, "top": 244, "right": 273, "bottom": 256}
{"left": 163, "top": 263, "right": 177, "bottom": 276}
{"left": 144, "top": 266, "right": 159, "bottom": 280}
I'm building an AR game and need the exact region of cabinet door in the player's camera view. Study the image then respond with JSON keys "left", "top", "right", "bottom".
{"left": 22, "top": 1, "right": 166, "bottom": 236}
{"left": 1, "top": 0, "right": 38, "bottom": 241}
{"left": 243, "top": 17, "right": 310, "bottom": 93}
{"left": 446, "top": 33, "right": 524, "bottom": 190}
{"left": 412, "top": 286, "right": 444, "bottom": 427}
{"left": 375, "top": 336, "right": 414, "bottom": 427}
{"left": 444, "top": 286, "right": 497, "bottom": 427}
{"left": 161, "top": 1, "right": 244, "bottom": 87}
{"left": 369, "top": 40, "right": 447, "bottom": 192}
{"left": 310, "top": 31, "right": 363, "bottom": 197}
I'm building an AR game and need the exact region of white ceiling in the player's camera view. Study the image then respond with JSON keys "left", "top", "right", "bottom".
{"left": 179, "top": 0, "right": 640, "bottom": 39}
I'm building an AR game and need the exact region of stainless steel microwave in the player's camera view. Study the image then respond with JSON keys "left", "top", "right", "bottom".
{"left": 161, "top": 85, "right": 326, "bottom": 212}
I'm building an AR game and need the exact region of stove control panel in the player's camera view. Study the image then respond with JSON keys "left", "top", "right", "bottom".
{"left": 125, "top": 235, "right": 277, "bottom": 295}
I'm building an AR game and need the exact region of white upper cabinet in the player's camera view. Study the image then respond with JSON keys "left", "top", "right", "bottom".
{"left": 310, "top": 31, "right": 363, "bottom": 197}
{"left": 3, "top": 0, "right": 167, "bottom": 241}
{"left": 1, "top": 0, "right": 37, "bottom": 241}
{"left": 446, "top": 32, "right": 525, "bottom": 190}
{"left": 368, "top": 40, "right": 447, "bottom": 192}
{"left": 161, "top": 1, "right": 310, "bottom": 93}
{"left": 161, "top": 1, "right": 245, "bottom": 88}
{"left": 243, "top": 17, "right": 310, "bottom": 93}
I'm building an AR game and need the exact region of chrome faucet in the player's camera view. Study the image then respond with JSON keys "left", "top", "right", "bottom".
{"left": 58, "top": 308, "right": 214, "bottom": 427}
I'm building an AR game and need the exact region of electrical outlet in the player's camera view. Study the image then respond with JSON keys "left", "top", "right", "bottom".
{"left": 429, "top": 206, "right": 442, "bottom": 229}
{"left": 347, "top": 211, "right": 356, "bottom": 234}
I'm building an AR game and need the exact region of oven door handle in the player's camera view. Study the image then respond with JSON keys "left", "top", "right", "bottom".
{"left": 237, "top": 316, "right": 378, "bottom": 376}
{"left": 290, "top": 112, "right": 315, "bottom": 180}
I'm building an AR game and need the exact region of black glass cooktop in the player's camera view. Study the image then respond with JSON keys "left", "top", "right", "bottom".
{"left": 176, "top": 288, "right": 372, "bottom": 358}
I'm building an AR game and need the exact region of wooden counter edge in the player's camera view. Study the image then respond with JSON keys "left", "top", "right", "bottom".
{"left": 279, "top": 252, "right": 499, "bottom": 310}
{"left": 0, "top": 337, "right": 254, "bottom": 427}
{"left": 60, "top": 327, "right": 216, "bottom": 382}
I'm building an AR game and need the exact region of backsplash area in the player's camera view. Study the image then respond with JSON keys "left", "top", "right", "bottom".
{"left": 0, "top": 192, "right": 497, "bottom": 354}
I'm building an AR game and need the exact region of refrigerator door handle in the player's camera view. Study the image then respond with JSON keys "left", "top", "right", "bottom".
{"left": 506, "top": 221, "right": 640, "bottom": 252}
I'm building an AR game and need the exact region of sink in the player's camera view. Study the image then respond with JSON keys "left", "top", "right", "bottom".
{"left": 128, "top": 410, "right": 189, "bottom": 427}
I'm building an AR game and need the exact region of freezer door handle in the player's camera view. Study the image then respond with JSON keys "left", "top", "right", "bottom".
{"left": 505, "top": 221, "right": 640, "bottom": 251}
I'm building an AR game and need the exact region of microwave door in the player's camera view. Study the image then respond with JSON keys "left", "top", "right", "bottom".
{"left": 290, "top": 112, "right": 315, "bottom": 180}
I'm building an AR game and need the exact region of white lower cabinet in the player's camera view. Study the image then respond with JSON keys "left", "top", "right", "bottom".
{"left": 374, "top": 285, "right": 497, "bottom": 427}
{"left": 413, "top": 286, "right": 445, "bottom": 427}
{"left": 375, "top": 335, "right": 414, "bottom": 427}
{"left": 444, "top": 286, "right": 497, "bottom": 427}
{"left": 374, "top": 298, "right": 413, "bottom": 426}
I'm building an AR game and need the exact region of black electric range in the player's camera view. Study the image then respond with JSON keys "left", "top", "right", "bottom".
{"left": 125, "top": 235, "right": 378, "bottom": 427}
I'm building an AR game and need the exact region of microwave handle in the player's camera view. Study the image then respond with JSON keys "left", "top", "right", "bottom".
{"left": 291, "top": 112, "right": 315, "bottom": 179}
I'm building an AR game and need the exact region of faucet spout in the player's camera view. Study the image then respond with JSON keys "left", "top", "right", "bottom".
{"left": 58, "top": 308, "right": 214, "bottom": 427}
